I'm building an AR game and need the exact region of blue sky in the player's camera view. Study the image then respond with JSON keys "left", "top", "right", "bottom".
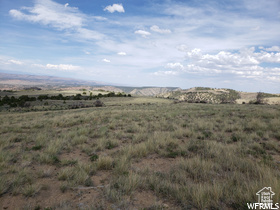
{"left": 0, "top": 0, "right": 280, "bottom": 93}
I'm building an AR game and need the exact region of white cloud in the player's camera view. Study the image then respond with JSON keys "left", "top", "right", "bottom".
{"left": 165, "top": 62, "right": 184, "bottom": 70}
{"left": 104, "top": 4, "right": 125, "bottom": 13}
{"left": 256, "top": 51, "right": 280, "bottom": 63}
{"left": 134, "top": 30, "right": 151, "bottom": 38}
{"left": 46, "top": 64, "right": 80, "bottom": 71}
{"left": 150, "top": 25, "right": 171, "bottom": 34}
{"left": 9, "top": 0, "right": 84, "bottom": 30}
{"left": 154, "top": 70, "right": 179, "bottom": 76}
{"left": 177, "top": 45, "right": 189, "bottom": 52}
{"left": 102, "top": 59, "right": 111, "bottom": 63}
{"left": 118, "top": 52, "right": 126, "bottom": 56}
{"left": 185, "top": 47, "right": 263, "bottom": 66}
{"left": 93, "top": 16, "right": 107, "bottom": 21}
{"left": 9, "top": 10, "right": 23, "bottom": 19}
{"left": 181, "top": 47, "right": 280, "bottom": 80}
{"left": 156, "top": 62, "right": 222, "bottom": 77}
{"left": 154, "top": 47, "right": 280, "bottom": 82}
{"left": 8, "top": 59, "right": 23, "bottom": 65}
{"left": 9, "top": 0, "right": 104, "bottom": 40}
{"left": 76, "top": 28, "right": 104, "bottom": 40}
{"left": 154, "top": 62, "right": 185, "bottom": 76}
{"left": 265, "top": 46, "right": 280, "bottom": 52}
{"left": 186, "top": 48, "right": 202, "bottom": 59}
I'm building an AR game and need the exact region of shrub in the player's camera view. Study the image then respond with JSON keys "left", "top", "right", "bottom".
{"left": 90, "top": 154, "right": 99, "bottom": 162}
{"left": 94, "top": 100, "right": 104, "bottom": 107}
{"left": 31, "top": 145, "right": 43, "bottom": 151}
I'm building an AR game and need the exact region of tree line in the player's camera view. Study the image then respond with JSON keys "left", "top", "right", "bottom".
{"left": 0, "top": 92, "right": 131, "bottom": 107}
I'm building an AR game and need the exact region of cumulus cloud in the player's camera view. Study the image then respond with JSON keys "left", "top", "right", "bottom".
{"left": 154, "top": 62, "right": 185, "bottom": 76}
{"left": 257, "top": 52, "right": 280, "bottom": 63}
{"left": 46, "top": 64, "right": 80, "bottom": 71}
{"left": 150, "top": 25, "right": 171, "bottom": 34}
{"left": 118, "top": 52, "right": 126, "bottom": 56}
{"left": 134, "top": 30, "right": 151, "bottom": 38}
{"left": 182, "top": 47, "right": 280, "bottom": 80}
{"left": 9, "top": 10, "right": 23, "bottom": 19}
{"left": 265, "top": 46, "right": 280, "bottom": 52}
{"left": 9, "top": 0, "right": 104, "bottom": 40}
{"left": 104, "top": 4, "right": 125, "bottom": 13}
{"left": 102, "top": 59, "right": 111, "bottom": 63}
{"left": 165, "top": 62, "right": 184, "bottom": 70}
{"left": 186, "top": 48, "right": 203, "bottom": 60}
{"left": 155, "top": 47, "right": 280, "bottom": 82}
{"left": 185, "top": 47, "right": 267, "bottom": 66}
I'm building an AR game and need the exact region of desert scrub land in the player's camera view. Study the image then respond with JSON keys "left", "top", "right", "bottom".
{"left": 0, "top": 97, "right": 280, "bottom": 209}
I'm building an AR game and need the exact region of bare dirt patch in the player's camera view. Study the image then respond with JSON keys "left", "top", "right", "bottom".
{"left": 0, "top": 178, "right": 73, "bottom": 209}
{"left": 91, "top": 171, "right": 111, "bottom": 186}
{"left": 0, "top": 176, "right": 112, "bottom": 209}
{"left": 128, "top": 190, "right": 180, "bottom": 209}
{"left": 132, "top": 155, "right": 181, "bottom": 173}
{"left": 60, "top": 149, "right": 90, "bottom": 163}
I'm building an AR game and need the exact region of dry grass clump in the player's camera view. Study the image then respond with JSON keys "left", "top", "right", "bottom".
{"left": 58, "top": 165, "right": 93, "bottom": 188}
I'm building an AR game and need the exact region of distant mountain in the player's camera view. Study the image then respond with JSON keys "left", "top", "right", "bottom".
{"left": 0, "top": 72, "right": 105, "bottom": 89}
{"left": 0, "top": 73, "right": 179, "bottom": 96}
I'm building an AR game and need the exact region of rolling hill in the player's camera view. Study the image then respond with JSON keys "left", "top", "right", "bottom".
{"left": 157, "top": 87, "right": 280, "bottom": 104}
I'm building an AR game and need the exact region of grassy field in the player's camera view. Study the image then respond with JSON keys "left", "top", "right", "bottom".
{"left": 0, "top": 96, "right": 280, "bottom": 209}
